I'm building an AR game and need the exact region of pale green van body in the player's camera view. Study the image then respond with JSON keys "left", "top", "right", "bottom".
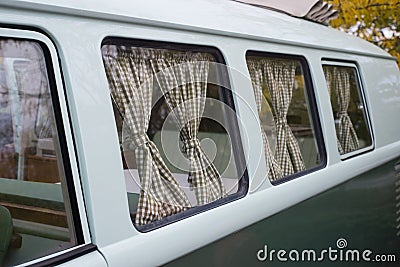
{"left": 0, "top": 0, "right": 399, "bottom": 266}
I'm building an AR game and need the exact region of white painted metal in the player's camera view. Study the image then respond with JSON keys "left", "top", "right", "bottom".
{"left": 0, "top": 0, "right": 392, "bottom": 58}
{"left": 0, "top": 1, "right": 398, "bottom": 266}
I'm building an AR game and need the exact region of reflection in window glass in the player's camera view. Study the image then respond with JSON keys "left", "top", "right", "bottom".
{"left": 102, "top": 43, "right": 245, "bottom": 228}
{"left": 323, "top": 65, "right": 372, "bottom": 155}
{"left": 246, "top": 54, "right": 321, "bottom": 181}
{"left": 0, "top": 39, "right": 78, "bottom": 266}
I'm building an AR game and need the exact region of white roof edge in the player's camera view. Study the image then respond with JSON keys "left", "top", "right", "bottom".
{"left": 0, "top": 0, "right": 392, "bottom": 59}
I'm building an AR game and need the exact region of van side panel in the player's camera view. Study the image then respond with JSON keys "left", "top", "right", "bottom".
{"left": 56, "top": 251, "right": 107, "bottom": 267}
{"left": 359, "top": 59, "right": 400, "bottom": 148}
{"left": 1, "top": 3, "right": 399, "bottom": 266}
{"left": 165, "top": 157, "right": 400, "bottom": 266}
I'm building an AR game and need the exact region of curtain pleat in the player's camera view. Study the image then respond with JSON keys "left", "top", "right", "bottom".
{"left": 151, "top": 54, "right": 226, "bottom": 205}
{"left": 332, "top": 67, "right": 359, "bottom": 154}
{"left": 248, "top": 61, "right": 282, "bottom": 181}
{"left": 103, "top": 48, "right": 191, "bottom": 225}
{"left": 323, "top": 68, "right": 345, "bottom": 155}
{"left": 263, "top": 59, "right": 306, "bottom": 176}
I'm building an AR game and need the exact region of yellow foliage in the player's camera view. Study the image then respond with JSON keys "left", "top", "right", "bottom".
{"left": 328, "top": 0, "right": 400, "bottom": 67}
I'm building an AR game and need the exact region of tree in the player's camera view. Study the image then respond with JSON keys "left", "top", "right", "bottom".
{"left": 328, "top": 0, "right": 400, "bottom": 67}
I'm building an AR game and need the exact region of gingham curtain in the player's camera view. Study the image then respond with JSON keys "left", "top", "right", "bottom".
{"left": 323, "top": 67, "right": 344, "bottom": 154}
{"left": 247, "top": 61, "right": 283, "bottom": 181}
{"left": 263, "top": 59, "right": 305, "bottom": 176}
{"left": 331, "top": 67, "right": 359, "bottom": 154}
{"left": 151, "top": 53, "right": 226, "bottom": 205}
{"left": 102, "top": 46, "right": 191, "bottom": 225}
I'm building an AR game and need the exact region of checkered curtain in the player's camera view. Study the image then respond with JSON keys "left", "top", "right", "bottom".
{"left": 323, "top": 67, "right": 344, "bottom": 154}
{"left": 151, "top": 53, "right": 226, "bottom": 205}
{"left": 247, "top": 61, "right": 283, "bottom": 181}
{"left": 331, "top": 67, "right": 359, "bottom": 154}
{"left": 102, "top": 46, "right": 191, "bottom": 225}
{"left": 263, "top": 59, "right": 305, "bottom": 176}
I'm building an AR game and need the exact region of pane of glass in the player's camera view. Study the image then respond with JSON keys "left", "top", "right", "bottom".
{"left": 246, "top": 55, "right": 321, "bottom": 181}
{"left": 0, "top": 39, "right": 78, "bottom": 266}
{"left": 102, "top": 44, "right": 243, "bottom": 227}
{"left": 323, "top": 65, "right": 372, "bottom": 155}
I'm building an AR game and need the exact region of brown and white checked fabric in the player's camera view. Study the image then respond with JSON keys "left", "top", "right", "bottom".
{"left": 331, "top": 67, "right": 359, "bottom": 154}
{"left": 247, "top": 61, "right": 283, "bottom": 181}
{"left": 151, "top": 53, "right": 226, "bottom": 205}
{"left": 263, "top": 59, "right": 306, "bottom": 176}
{"left": 102, "top": 46, "right": 191, "bottom": 225}
{"left": 323, "top": 67, "right": 344, "bottom": 155}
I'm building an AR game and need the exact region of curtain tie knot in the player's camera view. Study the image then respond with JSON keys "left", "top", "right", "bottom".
{"left": 337, "top": 110, "right": 348, "bottom": 118}
{"left": 275, "top": 117, "right": 287, "bottom": 126}
{"left": 182, "top": 138, "right": 200, "bottom": 154}
{"left": 132, "top": 133, "right": 150, "bottom": 148}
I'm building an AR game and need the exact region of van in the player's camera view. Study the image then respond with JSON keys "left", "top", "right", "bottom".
{"left": 0, "top": 0, "right": 399, "bottom": 266}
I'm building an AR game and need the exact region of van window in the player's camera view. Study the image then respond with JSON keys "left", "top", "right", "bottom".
{"left": 101, "top": 40, "right": 246, "bottom": 229}
{"left": 323, "top": 65, "right": 372, "bottom": 156}
{"left": 246, "top": 53, "right": 323, "bottom": 182}
{"left": 0, "top": 39, "right": 80, "bottom": 266}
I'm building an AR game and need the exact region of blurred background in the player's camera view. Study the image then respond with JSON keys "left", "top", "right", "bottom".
{"left": 328, "top": 0, "right": 400, "bottom": 67}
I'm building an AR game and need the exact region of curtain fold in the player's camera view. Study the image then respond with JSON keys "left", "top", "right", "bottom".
{"left": 103, "top": 48, "right": 191, "bottom": 225}
{"left": 332, "top": 67, "right": 359, "bottom": 154}
{"left": 263, "top": 59, "right": 305, "bottom": 176}
{"left": 151, "top": 54, "right": 226, "bottom": 205}
{"left": 323, "top": 67, "right": 344, "bottom": 155}
{"left": 248, "top": 61, "right": 282, "bottom": 181}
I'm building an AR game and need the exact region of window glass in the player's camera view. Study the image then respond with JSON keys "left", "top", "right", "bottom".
{"left": 246, "top": 53, "right": 322, "bottom": 182}
{"left": 323, "top": 65, "right": 372, "bottom": 155}
{"left": 0, "top": 39, "right": 78, "bottom": 266}
{"left": 101, "top": 41, "right": 246, "bottom": 229}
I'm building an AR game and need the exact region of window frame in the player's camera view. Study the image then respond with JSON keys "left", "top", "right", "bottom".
{"left": 0, "top": 27, "right": 93, "bottom": 266}
{"left": 321, "top": 60, "right": 374, "bottom": 160}
{"left": 101, "top": 37, "right": 249, "bottom": 232}
{"left": 245, "top": 50, "right": 327, "bottom": 185}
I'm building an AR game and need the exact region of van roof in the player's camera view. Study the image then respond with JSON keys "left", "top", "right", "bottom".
{"left": 2, "top": 0, "right": 393, "bottom": 59}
